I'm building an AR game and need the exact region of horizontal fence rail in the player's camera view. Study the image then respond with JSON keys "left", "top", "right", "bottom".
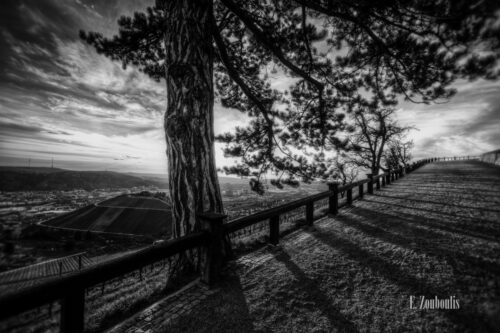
{"left": 0, "top": 155, "right": 478, "bottom": 332}
{"left": 225, "top": 190, "right": 331, "bottom": 234}
{"left": 0, "top": 230, "right": 212, "bottom": 332}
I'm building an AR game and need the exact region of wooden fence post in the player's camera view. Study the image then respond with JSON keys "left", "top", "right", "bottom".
{"left": 386, "top": 173, "right": 391, "bottom": 185}
{"left": 306, "top": 202, "right": 314, "bottom": 226}
{"left": 366, "top": 174, "right": 373, "bottom": 194}
{"left": 381, "top": 174, "right": 386, "bottom": 187}
{"left": 346, "top": 188, "right": 353, "bottom": 205}
{"left": 199, "top": 212, "right": 226, "bottom": 287}
{"left": 328, "top": 182, "right": 339, "bottom": 216}
{"left": 358, "top": 183, "right": 364, "bottom": 199}
{"left": 269, "top": 215, "right": 280, "bottom": 245}
{"left": 60, "top": 288, "right": 85, "bottom": 333}
{"left": 375, "top": 175, "right": 381, "bottom": 190}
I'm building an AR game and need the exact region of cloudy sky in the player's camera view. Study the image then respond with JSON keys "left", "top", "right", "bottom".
{"left": 0, "top": 0, "right": 499, "bottom": 174}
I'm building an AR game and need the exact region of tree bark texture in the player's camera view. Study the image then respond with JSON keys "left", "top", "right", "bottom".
{"left": 164, "top": 0, "right": 223, "bottom": 238}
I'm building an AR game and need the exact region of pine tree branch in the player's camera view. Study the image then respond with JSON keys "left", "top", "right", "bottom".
{"left": 222, "top": 0, "right": 323, "bottom": 91}
{"left": 221, "top": 0, "right": 327, "bottom": 144}
{"left": 211, "top": 14, "right": 275, "bottom": 155}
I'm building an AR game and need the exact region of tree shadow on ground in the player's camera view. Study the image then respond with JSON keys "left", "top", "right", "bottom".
{"left": 163, "top": 272, "right": 259, "bottom": 333}
{"left": 387, "top": 183, "right": 500, "bottom": 195}
{"left": 306, "top": 227, "right": 439, "bottom": 295}
{"left": 271, "top": 249, "right": 360, "bottom": 333}
{"left": 366, "top": 190, "right": 500, "bottom": 240}
{"left": 336, "top": 207, "right": 500, "bottom": 276}
{"left": 372, "top": 193, "right": 500, "bottom": 213}
{"left": 305, "top": 226, "right": 494, "bottom": 332}
{"left": 374, "top": 188, "right": 500, "bottom": 206}
{"left": 363, "top": 197, "right": 500, "bottom": 238}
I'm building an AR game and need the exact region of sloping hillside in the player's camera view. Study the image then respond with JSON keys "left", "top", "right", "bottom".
{"left": 40, "top": 195, "right": 172, "bottom": 238}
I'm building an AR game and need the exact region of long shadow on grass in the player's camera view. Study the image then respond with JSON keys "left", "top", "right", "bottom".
{"left": 272, "top": 250, "right": 359, "bottom": 333}
{"left": 307, "top": 228, "right": 438, "bottom": 295}
{"left": 374, "top": 188, "right": 500, "bottom": 206}
{"left": 364, "top": 195, "right": 500, "bottom": 241}
{"left": 387, "top": 183, "right": 500, "bottom": 195}
{"left": 372, "top": 193, "right": 500, "bottom": 213}
{"left": 337, "top": 207, "right": 500, "bottom": 277}
{"left": 166, "top": 273, "right": 258, "bottom": 333}
{"left": 306, "top": 227, "right": 489, "bottom": 332}
{"left": 363, "top": 197, "right": 500, "bottom": 237}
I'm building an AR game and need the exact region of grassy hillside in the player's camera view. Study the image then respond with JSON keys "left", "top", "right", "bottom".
{"left": 40, "top": 195, "right": 172, "bottom": 238}
{"left": 0, "top": 167, "right": 168, "bottom": 191}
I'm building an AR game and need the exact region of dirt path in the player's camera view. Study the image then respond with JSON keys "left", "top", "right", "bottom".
{"left": 136, "top": 161, "right": 500, "bottom": 333}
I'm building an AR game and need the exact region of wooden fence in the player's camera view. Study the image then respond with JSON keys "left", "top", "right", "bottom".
{"left": 0, "top": 156, "right": 478, "bottom": 332}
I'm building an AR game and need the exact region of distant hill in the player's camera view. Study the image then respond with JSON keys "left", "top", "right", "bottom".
{"left": 0, "top": 167, "right": 65, "bottom": 174}
{"left": 0, "top": 166, "right": 326, "bottom": 193}
{"left": 0, "top": 167, "right": 168, "bottom": 191}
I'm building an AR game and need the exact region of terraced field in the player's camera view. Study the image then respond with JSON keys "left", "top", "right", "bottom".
{"left": 40, "top": 195, "right": 172, "bottom": 238}
{"left": 98, "top": 196, "right": 170, "bottom": 210}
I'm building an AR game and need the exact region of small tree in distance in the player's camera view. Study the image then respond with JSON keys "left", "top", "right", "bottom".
{"left": 384, "top": 138, "right": 414, "bottom": 171}
{"left": 346, "top": 104, "right": 413, "bottom": 175}
{"left": 328, "top": 154, "right": 359, "bottom": 198}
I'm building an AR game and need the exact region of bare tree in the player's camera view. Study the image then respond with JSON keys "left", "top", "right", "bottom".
{"left": 384, "top": 137, "right": 414, "bottom": 170}
{"left": 347, "top": 105, "right": 412, "bottom": 175}
{"left": 329, "top": 153, "right": 359, "bottom": 198}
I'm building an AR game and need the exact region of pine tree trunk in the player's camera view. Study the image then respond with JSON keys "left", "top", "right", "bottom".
{"left": 163, "top": 0, "right": 223, "bottom": 238}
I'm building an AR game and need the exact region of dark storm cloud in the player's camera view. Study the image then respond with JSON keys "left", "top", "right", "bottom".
{"left": 0, "top": 122, "right": 49, "bottom": 135}
{"left": 0, "top": 0, "right": 80, "bottom": 83}
{"left": 0, "top": 0, "right": 79, "bottom": 45}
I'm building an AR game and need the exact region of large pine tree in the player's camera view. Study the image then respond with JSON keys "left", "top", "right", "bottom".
{"left": 81, "top": 0, "right": 499, "bottom": 238}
